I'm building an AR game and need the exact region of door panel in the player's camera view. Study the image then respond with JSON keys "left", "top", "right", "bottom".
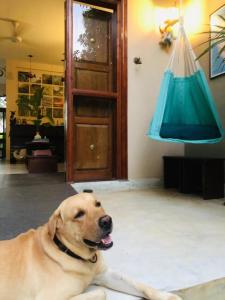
{"left": 73, "top": 1, "right": 114, "bottom": 92}
{"left": 75, "top": 97, "right": 110, "bottom": 117}
{"left": 74, "top": 97, "right": 114, "bottom": 181}
{"left": 75, "top": 69, "right": 109, "bottom": 91}
{"left": 75, "top": 124, "right": 110, "bottom": 170}
{"left": 73, "top": 9, "right": 108, "bottom": 63}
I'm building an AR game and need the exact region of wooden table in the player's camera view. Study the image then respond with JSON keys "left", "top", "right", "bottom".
{"left": 163, "top": 156, "right": 225, "bottom": 199}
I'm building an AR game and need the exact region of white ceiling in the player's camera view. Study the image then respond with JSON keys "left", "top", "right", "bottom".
{"left": 0, "top": 0, "right": 65, "bottom": 65}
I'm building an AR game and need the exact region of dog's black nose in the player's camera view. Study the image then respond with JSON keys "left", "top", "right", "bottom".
{"left": 99, "top": 215, "right": 112, "bottom": 232}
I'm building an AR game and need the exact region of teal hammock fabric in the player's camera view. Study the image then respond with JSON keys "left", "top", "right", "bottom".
{"left": 147, "top": 20, "right": 224, "bottom": 144}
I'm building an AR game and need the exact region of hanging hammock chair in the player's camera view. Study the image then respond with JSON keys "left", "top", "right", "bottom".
{"left": 147, "top": 17, "right": 224, "bottom": 144}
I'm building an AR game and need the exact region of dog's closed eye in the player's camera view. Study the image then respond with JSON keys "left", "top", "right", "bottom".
{"left": 74, "top": 210, "right": 85, "bottom": 219}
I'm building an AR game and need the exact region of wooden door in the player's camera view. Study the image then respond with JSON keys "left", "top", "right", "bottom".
{"left": 65, "top": 0, "right": 127, "bottom": 182}
{"left": 73, "top": 2, "right": 115, "bottom": 181}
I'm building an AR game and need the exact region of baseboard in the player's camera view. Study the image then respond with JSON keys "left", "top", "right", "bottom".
{"left": 71, "top": 178, "right": 162, "bottom": 193}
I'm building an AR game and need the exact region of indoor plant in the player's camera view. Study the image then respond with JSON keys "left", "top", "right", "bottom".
{"left": 16, "top": 95, "right": 30, "bottom": 116}
{"left": 16, "top": 87, "right": 54, "bottom": 137}
{"left": 197, "top": 15, "right": 225, "bottom": 61}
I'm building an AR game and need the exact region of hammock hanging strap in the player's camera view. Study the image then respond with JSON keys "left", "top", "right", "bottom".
{"left": 167, "top": 18, "right": 200, "bottom": 77}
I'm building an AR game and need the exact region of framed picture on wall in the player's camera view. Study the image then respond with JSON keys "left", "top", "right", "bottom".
{"left": 42, "top": 96, "right": 53, "bottom": 107}
{"left": 53, "top": 108, "right": 63, "bottom": 118}
{"left": 18, "top": 71, "right": 30, "bottom": 82}
{"left": 18, "top": 83, "right": 29, "bottom": 94}
{"left": 53, "top": 97, "right": 64, "bottom": 108}
{"left": 53, "top": 86, "right": 64, "bottom": 97}
{"left": 52, "top": 75, "right": 64, "bottom": 86}
{"left": 17, "top": 70, "right": 64, "bottom": 120}
{"left": 43, "top": 85, "right": 53, "bottom": 96}
{"left": 210, "top": 5, "right": 225, "bottom": 78}
{"left": 42, "top": 74, "right": 52, "bottom": 84}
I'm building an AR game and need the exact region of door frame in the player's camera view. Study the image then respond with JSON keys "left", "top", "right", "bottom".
{"left": 65, "top": 0, "right": 127, "bottom": 182}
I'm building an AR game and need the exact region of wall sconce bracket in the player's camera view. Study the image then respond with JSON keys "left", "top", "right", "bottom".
{"left": 133, "top": 57, "right": 142, "bottom": 65}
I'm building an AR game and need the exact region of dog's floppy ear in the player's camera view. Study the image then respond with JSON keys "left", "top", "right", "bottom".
{"left": 48, "top": 208, "right": 64, "bottom": 239}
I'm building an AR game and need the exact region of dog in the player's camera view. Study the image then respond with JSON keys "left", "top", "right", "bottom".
{"left": 0, "top": 193, "right": 182, "bottom": 300}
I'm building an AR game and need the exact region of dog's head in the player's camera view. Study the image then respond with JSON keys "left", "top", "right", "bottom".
{"left": 48, "top": 193, "right": 113, "bottom": 251}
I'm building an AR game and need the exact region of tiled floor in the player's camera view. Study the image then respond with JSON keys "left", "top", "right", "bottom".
{"left": 0, "top": 161, "right": 28, "bottom": 174}
{"left": 87, "top": 188, "right": 225, "bottom": 300}
{"left": 1, "top": 176, "right": 225, "bottom": 299}
{"left": 0, "top": 173, "right": 75, "bottom": 239}
{"left": 0, "top": 161, "right": 65, "bottom": 174}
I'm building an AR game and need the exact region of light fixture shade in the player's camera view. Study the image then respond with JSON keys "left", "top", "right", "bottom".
{"left": 28, "top": 55, "right": 36, "bottom": 79}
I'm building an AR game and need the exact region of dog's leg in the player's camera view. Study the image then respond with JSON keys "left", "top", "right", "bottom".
{"left": 71, "top": 289, "right": 106, "bottom": 300}
{"left": 94, "top": 269, "right": 182, "bottom": 300}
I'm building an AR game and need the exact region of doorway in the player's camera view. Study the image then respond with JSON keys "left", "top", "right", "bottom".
{"left": 0, "top": 2, "right": 65, "bottom": 177}
{"left": 65, "top": 0, "right": 127, "bottom": 182}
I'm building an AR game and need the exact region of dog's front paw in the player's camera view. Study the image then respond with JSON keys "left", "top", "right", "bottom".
{"left": 97, "top": 289, "right": 107, "bottom": 300}
{"left": 159, "top": 292, "right": 182, "bottom": 300}
{"left": 142, "top": 288, "right": 182, "bottom": 300}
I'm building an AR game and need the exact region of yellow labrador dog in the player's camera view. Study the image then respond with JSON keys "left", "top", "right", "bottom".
{"left": 0, "top": 193, "right": 182, "bottom": 300}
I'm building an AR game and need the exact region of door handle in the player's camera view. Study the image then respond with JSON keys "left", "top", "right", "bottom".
{"left": 89, "top": 144, "right": 95, "bottom": 151}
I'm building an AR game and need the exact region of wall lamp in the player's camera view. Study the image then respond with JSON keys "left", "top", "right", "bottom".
{"left": 155, "top": 6, "right": 179, "bottom": 50}
{"left": 159, "top": 18, "right": 179, "bottom": 50}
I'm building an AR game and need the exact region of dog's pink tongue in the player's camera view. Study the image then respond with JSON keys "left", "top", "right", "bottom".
{"left": 101, "top": 235, "right": 112, "bottom": 245}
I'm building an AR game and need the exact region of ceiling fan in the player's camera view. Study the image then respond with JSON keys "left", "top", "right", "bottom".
{"left": 0, "top": 17, "right": 23, "bottom": 43}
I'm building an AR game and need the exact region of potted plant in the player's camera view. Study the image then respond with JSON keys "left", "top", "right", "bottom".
{"left": 197, "top": 15, "right": 225, "bottom": 61}
{"left": 16, "top": 95, "right": 30, "bottom": 116}
{"left": 16, "top": 87, "right": 54, "bottom": 139}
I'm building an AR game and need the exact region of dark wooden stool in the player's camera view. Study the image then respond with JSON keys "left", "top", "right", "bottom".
{"left": 27, "top": 155, "right": 57, "bottom": 173}
{"left": 163, "top": 156, "right": 225, "bottom": 199}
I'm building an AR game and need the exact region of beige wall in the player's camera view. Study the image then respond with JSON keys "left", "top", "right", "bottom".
{"left": 128, "top": 0, "right": 225, "bottom": 180}
{"left": 6, "top": 60, "right": 63, "bottom": 160}
{"left": 127, "top": 0, "right": 184, "bottom": 180}
{"left": 186, "top": 0, "right": 225, "bottom": 157}
{"left": 0, "top": 59, "right": 6, "bottom": 96}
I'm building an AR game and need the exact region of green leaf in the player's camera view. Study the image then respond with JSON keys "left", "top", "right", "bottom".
{"left": 218, "top": 44, "right": 225, "bottom": 57}
{"left": 212, "top": 25, "right": 225, "bottom": 30}
{"left": 196, "top": 35, "right": 224, "bottom": 48}
{"left": 200, "top": 31, "right": 225, "bottom": 35}
{"left": 196, "top": 38, "right": 225, "bottom": 60}
{"left": 45, "top": 115, "right": 55, "bottom": 125}
{"left": 218, "top": 15, "right": 225, "bottom": 22}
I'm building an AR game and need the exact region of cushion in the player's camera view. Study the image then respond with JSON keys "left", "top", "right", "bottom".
{"left": 32, "top": 149, "right": 52, "bottom": 157}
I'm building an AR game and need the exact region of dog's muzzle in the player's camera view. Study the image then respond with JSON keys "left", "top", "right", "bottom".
{"left": 84, "top": 215, "right": 113, "bottom": 250}
{"left": 99, "top": 215, "right": 112, "bottom": 234}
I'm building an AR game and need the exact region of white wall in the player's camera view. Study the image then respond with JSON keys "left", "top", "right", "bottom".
{"left": 127, "top": 0, "right": 184, "bottom": 180}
